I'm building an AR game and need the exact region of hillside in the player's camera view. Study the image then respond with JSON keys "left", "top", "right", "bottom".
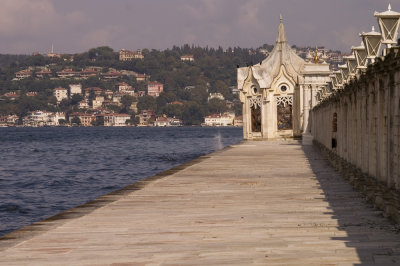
{"left": 0, "top": 44, "right": 343, "bottom": 126}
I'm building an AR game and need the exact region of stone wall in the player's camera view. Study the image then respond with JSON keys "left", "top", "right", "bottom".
{"left": 312, "top": 49, "right": 400, "bottom": 217}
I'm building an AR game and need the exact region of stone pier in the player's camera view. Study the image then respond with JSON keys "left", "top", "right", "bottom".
{"left": 1, "top": 141, "right": 400, "bottom": 265}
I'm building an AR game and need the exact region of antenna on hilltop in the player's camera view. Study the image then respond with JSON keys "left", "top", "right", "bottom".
{"left": 51, "top": 43, "right": 54, "bottom": 54}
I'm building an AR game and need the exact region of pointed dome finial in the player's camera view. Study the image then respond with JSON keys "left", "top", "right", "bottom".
{"left": 372, "top": 26, "right": 375, "bottom": 32}
{"left": 280, "top": 14, "right": 283, "bottom": 23}
{"left": 276, "top": 15, "right": 287, "bottom": 43}
{"left": 389, "top": 3, "right": 392, "bottom": 11}
{"left": 314, "top": 46, "right": 319, "bottom": 64}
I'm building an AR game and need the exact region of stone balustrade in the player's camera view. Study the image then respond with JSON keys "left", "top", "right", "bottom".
{"left": 311, "top": 48, "right": 400, "bottom": 222}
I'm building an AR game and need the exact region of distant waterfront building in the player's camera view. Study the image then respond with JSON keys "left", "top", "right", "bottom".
{"left": 103, "top": 113, "right": 130, "bottom": 126}
{"left": 203, "top": 112, "right": 235, "bottom": 126}
{"left": 69, "top": 112, "right": 96, "bottom": 126}
{"left": 154, "top": 116, "right": 183, "bottom": 127}
{"left": 234, "top": 116, "right": 243, "bottom": 127}
{"left": 69, "top": 84, "right": 82, "bottom": 95}
{"left": 147, "top": 81, "right": 164, "bottom": 97}
{"left": 53, "top": 87, "right": 68, "bottom": 102}
{"left": 0, "top": 114, "right": 19, "bottom": 126}
{"left": 138, "top": 110, "right": 156, "bottom": 125}
{"left": 23, "top": 111, "right": 65, "bottom": 126}
{"left": 155, "top": 116, "right": 169, "bottom": 127}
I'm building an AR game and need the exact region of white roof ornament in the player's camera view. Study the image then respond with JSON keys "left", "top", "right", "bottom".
{"left": 360, "top": 26, "right": 382, "bottom": 60}
{"left": 352, "top": 43, "right": 368, "bottom": 70}
{"left": 237, "top": 16, "right": 305, "bottom": 90}
{"left": 374, "top": 4, "right": 400, "bottom": 48}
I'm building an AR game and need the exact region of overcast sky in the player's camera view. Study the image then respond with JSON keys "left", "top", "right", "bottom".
{"left": 1, "top": 0, "right": 399, "bottom": 54}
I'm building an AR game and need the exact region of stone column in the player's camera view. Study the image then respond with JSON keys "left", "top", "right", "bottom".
{"left": 302, "top": 85, "right": 313, "bottom": 144}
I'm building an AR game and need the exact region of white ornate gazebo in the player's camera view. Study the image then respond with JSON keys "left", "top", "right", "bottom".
{"left": 238, "top": 16, "right": 331, "bottom": 140}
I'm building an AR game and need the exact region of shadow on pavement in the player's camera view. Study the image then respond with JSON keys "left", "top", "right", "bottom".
{"left": 301, "top": 144, "right": 400, "bottom": 265}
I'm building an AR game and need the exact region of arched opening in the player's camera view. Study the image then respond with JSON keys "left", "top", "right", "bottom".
{"left": 251, "top": 106, "right": 261, "bottom": 132}
{"left": 332, "top": 112, "right": 337, "bottom": 132}
{"left": 276, "top": 96, "right": 293, "bottom": 130}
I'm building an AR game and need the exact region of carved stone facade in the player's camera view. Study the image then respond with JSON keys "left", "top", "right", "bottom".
{"left": 238, "top": 18, "right": 331, "bottom": 140}
{"left": 312, "top": 49, "right": 400, "bottom": 190}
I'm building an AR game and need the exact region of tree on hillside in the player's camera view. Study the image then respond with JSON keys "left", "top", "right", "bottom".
{"left": 182, "top": 101, "right": 205, "bottom": 125}
{"left": 207, "top": 98, "right": 228, "bottom": 114}
{"left": 137, "top": 95, "right": 156, "bottom": 112}
{"left": 88, "top": 46, "right": 116, "bottom": 61}
{"left": 70, "top": 94, "right": 83, "bottom": 105}
{"left": 71, "top": 116, "right": 81, "bottom": 125}
{"left": 120, "top": 95, "right": 136, "bottom": 113}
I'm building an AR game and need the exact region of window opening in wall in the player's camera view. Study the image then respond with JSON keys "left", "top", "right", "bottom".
{"left": 277, "top": 96, "right": 293, "bottom": 130}
{"left": 332, "top": 112, "right": 337, "bottom": 132}
{"left": 249, "top": 97, "right": 262, "bottom": 133}
{"left": 251, "top": 106, "right": 261, "bottom": 132}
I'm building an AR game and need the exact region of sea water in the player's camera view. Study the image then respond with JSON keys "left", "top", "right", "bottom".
{"left": 0, "top": 126, "right": 242, "bottom": 237}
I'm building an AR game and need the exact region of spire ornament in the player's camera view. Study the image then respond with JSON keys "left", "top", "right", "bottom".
{"left": 313, "top": 46, "right": 319, "bottom": 64}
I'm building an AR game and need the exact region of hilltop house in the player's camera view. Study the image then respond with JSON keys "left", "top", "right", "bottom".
{"left": 54, "top": 87, "right": 68, "bottom": 102}
{"left": 181, "top": 55, "right": 194, "bottom": 62}
{"left": 147, "top": 81, "right": 163, "bottom": 97}
{"left": 69, "top": 84, "right": 82, "bottom": 95}
{"left": 119, "top": 49, "right": 144, "bottom": 61}
{"left": 14, "top": 69, "right": 32, "bottom": 80}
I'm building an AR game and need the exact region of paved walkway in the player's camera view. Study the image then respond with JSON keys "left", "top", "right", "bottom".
{"left": 1, "top": 141, "right": 400, "bottom": 265}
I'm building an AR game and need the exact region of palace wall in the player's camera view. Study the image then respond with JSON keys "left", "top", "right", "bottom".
{"left": 311, "top": 49, "right": 400, "bottom": 221}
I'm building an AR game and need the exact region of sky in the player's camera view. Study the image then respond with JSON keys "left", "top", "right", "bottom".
{"left": 0, "top": 0, "right": 399, "bottom": 54}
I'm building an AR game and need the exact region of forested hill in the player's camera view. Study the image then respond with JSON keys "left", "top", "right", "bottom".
{"left": 0, "top": 44, "right": 277, "bottom": 124}
{"left": 0, "top": 44, "right": 271, "bottom": 94}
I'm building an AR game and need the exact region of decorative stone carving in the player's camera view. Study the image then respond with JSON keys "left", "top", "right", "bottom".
{"left": 276, "top": 95, "right": 293, "bottom": 107}
{"left": 237, "top": 17, "right": 331, "bottom": 140}
{"left": 249, "top": 97, "right": 262, "bottom": 109}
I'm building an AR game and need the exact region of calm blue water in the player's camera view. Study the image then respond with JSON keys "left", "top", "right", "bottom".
{"left": 0, "top": 127, "right": 242, "bottom": 237}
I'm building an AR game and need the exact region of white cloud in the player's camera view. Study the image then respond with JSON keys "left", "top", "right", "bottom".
{"left": 332, "top": 26, "right": 362, "bottom": 53}
{"left": 0, "top": 0, "right": 87, "bottom": 53}
{"left": 80, "top": 25, "right": 122, "bottom": 48}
